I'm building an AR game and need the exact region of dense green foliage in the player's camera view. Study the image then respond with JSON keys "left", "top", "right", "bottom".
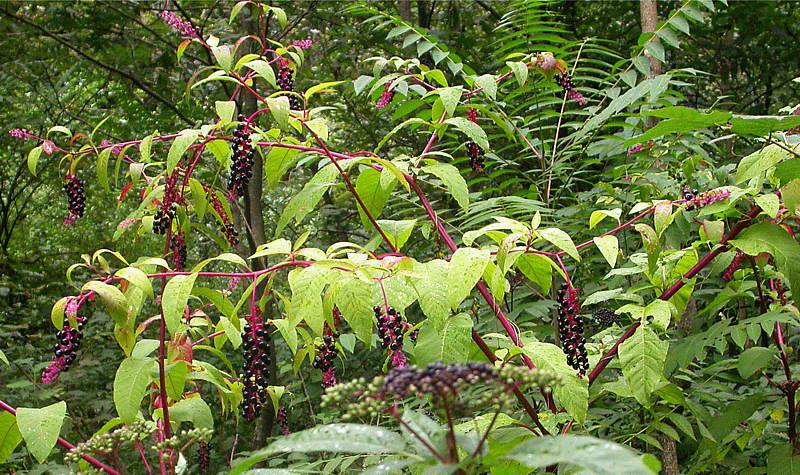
{"left": 1, "top": 1, "right": 800, "bottom": 474}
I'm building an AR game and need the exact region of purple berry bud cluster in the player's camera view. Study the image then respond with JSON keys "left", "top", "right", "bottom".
{"left": 9, "top": 128, "right": 33, "bottom": 139}
{"left": 197, "top": 442, "right": 210, "bottom": 474}
{"left": 376, "top": 81, "right": 395, "bottom": 109}
{"left": 63, "top": 175, "right": 86, "bottom": 224}
{"left": 227, "top": 119, "right": 255, "bottom": 198}
{"left": 171, "top": 233, "right": 187, "bottom": 271}
{"left": 154, "top": 170, "right": 181, "bottom": 235}
{"left": 465, "top": 108, "right": 484, "bottom": 172}
{"left": 722, "top": 250, "right": 746, "bottom": 281}
{"left": 160, "top": 10, "right": 198, "bottom": 38}
{"left": 374, "top": 305, "right": 412, "bottom": 368}
{"left": 683, "top": 187, "right": 730, "bottom": 211}
{"left": 312, "top": 327, "right": 338, "bottom": 388}
{"left": 554, "top": 73, "right": 587, "bottom": 106}
{"left": 592, "top": 307, "right": 619, "bottom": 328}
{"left": 277, "top": 406, "right": 290, "bottom": 435}
{"left": 277, "top": 60, "right": 302, "bottom": 110}
{"left": 206, "top": 186, "right": 239, "bottom": 246}
{"left": 240, "top": 312, "right": 271, "bottom": 421}
{"left": 42, "top": 314, "right": 88, "bottom": 384}
{"left": 557, "top": 283, "right": 589, "bottom": 376}
{"left": 381, "top": 362, "right": 497, "bottom": 400}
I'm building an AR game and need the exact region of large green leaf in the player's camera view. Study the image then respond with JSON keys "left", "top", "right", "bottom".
{"left": 113, "top": 357, "right": 155, "bottom": 422}
{"left": 735, "top": 144, "right": 789, "bottom": 184}
{"left": 412, "top": 259, "right": 450, "bottom": 325}
{"left": 729, "top": 222, "right": 800, "bottom": 296}
{"left": 447, "top": 248, "right": 491, "bottom": 310}
{"left": 626, "top": 106, "right": 731, "bottom": 146}
{"left": 167, "top": 130, "right": 199, "bottom": 172}
{"left": 162, "top": 273, "right": 198, "bottom": 335}
{"left": 287, "top": 266, "right": 328, "bottom": 336}
{"left": 515, "top": 253, "right": 553, "bottom": 294}
{"left": 276, "top": 165, "right": 338, "bottom": 236}
{"left": 524, "top": 342, "right": 588, "bottom": 423}
{"left": 81, "top": 281, "right": 129, "bottom": 325}
{"left": 167, "top": 396, "right": 214, "bottom": 429}
{"left": 506, "top": 435, "right": 654, "bottom": 474}
{"left": 333, "top": 274, "right": 377, "bottom": 344}
{"left": 414, "top": 313, "right": 473, "bottom": 366}
{"left": 376, "top": 219, "right": 416, "bottom": 250}
{"left": 618, "top": 324, "right": 668, "bottom": 407}
{"left": 422, "top": 162, "right": 470, "bottom": 212}
{"left": 0, "top": 412, "right": 22, "bottom": 463}
{"left": 355, "top": 168, "right": 396, "bottom": 229}
{"left": 230, "top": 424, "right": 406, "bottom": 475}
{"left": 15, "top": 401, "right": 67, "bottom": 463}
{"left": 538, "top": 228, "right": 580, "bottom": 261}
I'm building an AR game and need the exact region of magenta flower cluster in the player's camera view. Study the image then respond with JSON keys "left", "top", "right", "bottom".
{"left": 376, "top": 81, "right": 395, "bottom": 109}
{"left": 161, "top": 10, "right": 198, "bottom": 38}
{"left": 292, "top": 39, "right": 313, "bottom": 50}
{"left": 8, "top": 128, "right": 33, "bottom": 139}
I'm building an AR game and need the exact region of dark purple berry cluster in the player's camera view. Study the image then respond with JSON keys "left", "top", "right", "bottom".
{"left": 277, "top": 406, "right": 290, "bottom": 436}
{"left": 683, "top": 187, "right": 731, "bottom": 211}
{"left": 554, "top": 73, "right": 587, "bottom": 106}
{"left": 240, "top": 314, "right": 271, "bottom": 421}
{"left": 557, "top": 283, "right": 589, "bottom": 376}
{"left": 42, "top": 315, "right": 87, "bottom": 384}
{"left": 374, "top": 306, "right": 405, "bottom": 351}
{"left": 592, "top": 307, "right": 619, "bottom": 328}
{"left": 197, "top": 442, "right": 210, "bottom": 475}
{"left": 380, "top": 362, "right": 497, "bottom": 400}
{"left": 206, "top": 186, "right": 239, "bottom": 246}
{"left": 171, "top": 233, "right": 187, "bottom": 271}
{"left": 465, "top": 108, "right": 484, "bottom": 171}
{"left": 722, "top": 250, "right": 745, "bottom": 281}
{"left": 376, "top": 81, "right": 395, "bottom": 109}
{"left": 312, "top": 329, "right": 338, "bottom": 388}
{"left": 227, "top": 119, "right": 255, "bottom": 198}
{"left": 277, "top": 61, "right": 302, "bottom": 110}
{"left": 63, "top": 175, "right": 86, "bottom": 224}
{"left": 154, "top": 171, "right": 181, "bottom": 234}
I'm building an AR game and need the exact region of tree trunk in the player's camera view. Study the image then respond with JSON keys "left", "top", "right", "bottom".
{"left": 417, "top": 0, "right": 432, "bottom": 28}
{"left": 398, "top": 0, "right": 412, "bottom": 22}
{"left": 658, "top": 434, "right": 680, "bottom": 475}
{"left": 639, "top": 0, "right": 662, "bottom": 129}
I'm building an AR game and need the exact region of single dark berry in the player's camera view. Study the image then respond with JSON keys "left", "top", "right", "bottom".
{"left": 556, "top": 283, "right": 589, "bottom": 377}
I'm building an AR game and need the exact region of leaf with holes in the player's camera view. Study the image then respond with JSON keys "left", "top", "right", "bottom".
{"left": 414, "top": 313, "right": 473, "bottom": 366}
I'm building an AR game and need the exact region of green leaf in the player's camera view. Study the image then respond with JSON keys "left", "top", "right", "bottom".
{"left": 250, "top": 238, "right": 292, "bottom": 260}
{"left": 353, "top": 75, "right": 373, "bottom": 95}
{"left": 27, "top": 146, "right": 42, "bottom": 176}
{"left": 626, "top": 107, "right": 731, "bottom": 146}
{"left": 96, "top": 147, "right": 111, "bottom": 192}
{"left": 422, "top": 162, "right": 470, "bottom": 212}
{"left": 473, "top": 74, "right": 497, "bottom": 100}
{"left": 444, "top": 116, "right": 489, "bottom": 152}
{"left": 50, "top": 296, "right": 69, "bottom": 330}
{"left": 755, "top": 193, "right": 780, "bottom": 218}
{"left": 116, "top": 267, "right": 154, "bottom": 299}
{"left": 538, "top": 228, "right": 580, "bottom": 261}
{"left": 266, "top": 96, "right": 290, "bottom": 129}
{"left": 333, "top": 274, "right": 377, "bottom": 344}
{"left": 448, "top": 248, "right": 491, "bottom": 310}
{"left": 264, "top": 146, "right": 300, "bottom": 189}
{"left": 276, "top": 165, "right": 338, "bottom": 236}
{"left": 168, "top": 396, "right": 214, "bottom": 429}
{"left": 271, "top": 318, "right": 298, "bottom": 354}
{"left": 437, "top": 86, "right": 463, "bottom": 117}
{"left": 593, "top": 235, "right": 619, "bottom": 268}
{"left": 731, "top": 115, "right": 800, "bottom": 137}
{"left": 162, "top": 274, "right": 198, "bottom": 335}
{"left": 412, "top": 259, "right": 450, "bottom": 325}
{"left": 140, "top": 132, "right": 154, "bottom": 162}
{"left": 506, "top": 435, "right": 654, "bottom": 474}
{"left": 737, "top": 346, "right": 777, "bottom": 378}
{"left": 524, "top": 342, "right": 588, "bottom": 423}
{"left": 414, "top": 313, "right": 473, "bottom": 366}
{"left": 736, "top": 144, "right": 789, "bottom": 184}
{"left": 288, "top": 266, "right": 327, "bottom": 336}
{"left": 211, "top": 45, "right": 233, "bottom": 71}
{"left": 644, "top": 40, "right": 665, "bottom": 63}
{"left": 243, "top": 60, "right": 277, "bottom": 89}
{"left": 167, "top": 130, "right": 199, "bottom": 172}
{"left": 304, "top": 81, "right": 346, "bottom": 101}
{"left": 355, "top": 168, "right": 396, "bottom": 229}
{"left": 589, "top": 208, "right": 622, "bottom": 229}
{"left": 515, "top": 253, "right": 553, "bottom": 294}
{"left": 505, "top": 61, "right": 528, "bottom": 88}
{"left": 0, "top": 412, "right": 22, "bottom": 463}
{"left": 113, "top": 357, "right": 155, "bottom": 422}
{"left": 729, "top": 223, "right": 800, "bottom": 296}
{"left": 229, "top": 424, "right": 406, "bottom": 475}
{"left": 768, "top": 444, "right": 800, "bottom": 475}
{"left": 82, "top": 281, "right": 129, "bottom": 325}
{"left": 618, "top": 325, "right": 668, "bottom": 407}
{"left": 376, "top": 219, "right": 416, "bottom": 250}
{"left": 215, "top": 101, "right": 236, "bottom": 125}
{"left": 164, "top": 361, "right": 188, "bottom": 401}
{"left": 16, "top": 402, "right": 67, "bottom": 463}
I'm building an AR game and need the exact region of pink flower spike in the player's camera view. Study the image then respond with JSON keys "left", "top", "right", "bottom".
{"left": 9, "top": 128, "right": 32, "bottom": 139}
{"left": 161, "top": 10, "right": 198, "bottom": 38}
{"left": 376, "top": 81, "right": 395, "bottom": 109}
{"left": 292, "top": 39, "right": 313, "bottom": 50}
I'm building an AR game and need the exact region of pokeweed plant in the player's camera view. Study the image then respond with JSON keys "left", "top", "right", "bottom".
{"left": 2, "top": 1, "right": 800, "bottom": 474}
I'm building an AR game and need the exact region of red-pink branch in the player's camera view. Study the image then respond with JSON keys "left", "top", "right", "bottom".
{"left": 0, "top": 400, "right": 121, "bottom": 475}
{"left": 587, "top": 204, "right": 763, "bottom": 385}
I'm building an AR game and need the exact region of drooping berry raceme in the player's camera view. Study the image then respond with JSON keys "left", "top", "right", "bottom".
{"left": 227, "top": 119, "right": 255, "bottom": 198}
{"left": 42, "top": 300, "right": 88, "bottom": 384}
{"left": 171, "top": 233, "right": 187, "bottom": 271}
{"left": 374, "top": 305, "right": 409, "bottom": 368}
{"left": 240, "top": 309, "right": 271, "bottom": 422}
{"left": 160, "top": 10, "right": 198, "bottom": 38}
{"left": 312, "top": 324, "right": 338, "bottom": 388}
{"left": 465, "top": 108, "right": 485, "bottom": 172}
{"left": 556, "top": 283, "right": 589, "bottom": 376}
{"left": 63, "top": 174, "right": 87, "bottom": 225}
{"left": 197, "top": 442, "right": 210, "bottom": 475}
{"left": 277, "top": 406, "right": 290, "bottom": 436}
{"left": 683, "top": 187, "right": 731, "bottom": 211}
{"left": 206, "top": 186, "right": 239, "bottom": 246}
{"left": 277, "top": 59, "right": 302, "bottom": 110}
{"left": 154, "top": 170, "right": 182, "bottom": 235}
{"left": 8, "top": 128, "right": 34, "bottom": 139}
{"left": 554, "top": 73, "right": 587, "bottom": 106}
{"left": 592, "top": 307, "right": 619, "bottom": 328}
{"left": 376, "top": 81, "right": 395, "bottom": 109}
{"left": 722, "top": 250, "right": 746, "bottom": 281}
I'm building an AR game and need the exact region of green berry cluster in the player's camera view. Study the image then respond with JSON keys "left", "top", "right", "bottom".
{"left": 152, "top": 427, "right": 213, "bottom": 452}
{"left": 65, "top": 420, "right": 155, "bottom": 466}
